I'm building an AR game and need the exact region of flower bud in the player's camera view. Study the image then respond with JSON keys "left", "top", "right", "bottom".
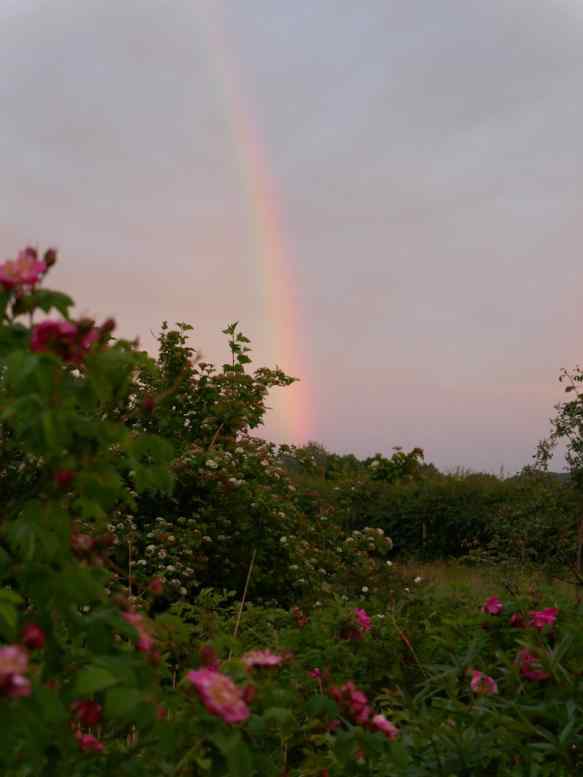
{"left": 72, "top": 699, "right": 102, "bottom": 727}
{"left": 21, "top": 623, "right": 45, "bottom": 651}
{"left": 43, "top": 248, "right": 57, "bottom": 268}
{"left": 100, "top": 317, "right": 116, "bottom": 335}
{"left": 54, "top": 469, "right": 75, "bottom": 489}
{"left": 143, "top": 396, "right": 156, "bottom": 413}
{"left": 242, "top": 684, "right": 256, "bottom": 704}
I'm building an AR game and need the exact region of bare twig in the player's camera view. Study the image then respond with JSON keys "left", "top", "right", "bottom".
{"left": 230, "top": 549, "right": 257, "bottom": 652}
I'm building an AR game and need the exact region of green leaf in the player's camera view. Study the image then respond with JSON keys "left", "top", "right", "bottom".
{"left": 75, "top": 666, "right": 119, "bottom": 695}
{"left": 0, "top": 587, "right": 22, "bottom": 636}
{"left": 104, "top": 687, "right": 143, "bottom": 721}
{"left": 225, "top": 741, "right": 253, "bottom": 777}
{"left": 304, "top": 695, "right": 338, "bottom": 718}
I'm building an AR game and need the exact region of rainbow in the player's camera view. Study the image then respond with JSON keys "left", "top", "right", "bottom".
{"left": 195, "top": 5, "right": 313, "bottom": 444}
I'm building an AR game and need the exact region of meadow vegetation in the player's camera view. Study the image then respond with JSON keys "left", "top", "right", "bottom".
{"left": 1, "top": 246, "right": 583, "bottom": 775}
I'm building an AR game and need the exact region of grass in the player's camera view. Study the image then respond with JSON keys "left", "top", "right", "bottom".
{"left": 395, "top": 559, "right": 580, "bottom": 603}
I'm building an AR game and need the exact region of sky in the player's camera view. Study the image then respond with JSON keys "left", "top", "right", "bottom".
{"left": 2, "top": 0, "right": 583, "bottom": 473}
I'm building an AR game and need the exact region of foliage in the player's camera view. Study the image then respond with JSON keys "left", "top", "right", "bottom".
{"left": 2, "top": 244, "right": 583, "bottom": 775}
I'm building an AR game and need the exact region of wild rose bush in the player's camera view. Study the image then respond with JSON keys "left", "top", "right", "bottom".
{"left": 2, "top": 245, "right": 583, "bottom": 776}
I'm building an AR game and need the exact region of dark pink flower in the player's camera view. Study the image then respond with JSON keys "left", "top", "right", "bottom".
{"left": 21, "top": 623, "right": 45, "bottom": 651}
{"left": 148, "top": 577, "right": 164, "bottom": 595}
{"left": 0, "top": 248, "right": 46, "bottom": 289}
{"left": 481, "top": 596, "right": 503, "bottom": 615}
{"left": 516, "top": 649, "right": 550, "bottom": 681}
{"left": 529, "top": 608, "right": 558, "bottom": 630}
{"left": 31, "top": 320, "right": 77, "bottom": 356}
{"left": 469, "top": 670, "right": 498, "bottom": 695}
{"left": 330, "top": 681, "right": 372, "bottom": 725}
{"left": 186, "top": 668, "right": 250, "bottom": 724}
{"left": 309, "top": 667, "right": 322, "bottom": 679}
{"left": 354, "top": 608, "right": 372, "bottom": 633}
{"left": 510, "top": 612, "right": 525, "bottom": 628}
{"left": 78, "top": 733, "right": 104, "bottom": 753}
{"left": 30, "top": 318, "right": 108, "bottom": 365}
{"left": 241, "top": 650, "right": 283, "bottom": 669}
{"left": 72, "top": 699, "right": 102, "bottom": 727}
{"left": 3, "top": 674, "right": 32, "bottom": 698}
{"left": 371, "top": 713, "right": 399, "bottom": 740}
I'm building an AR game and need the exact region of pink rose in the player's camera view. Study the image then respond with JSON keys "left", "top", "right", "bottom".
{"left": 77, "top": 733, "right": 104, "bottom": 753}
{"left": 122, "top": 611, "right": 156, "bottom": 655}
{"left": 469, "top": 670, "right": 498, "bottom": 695}
{"left": 528, "top": 608, "right": 558, "bottom": 630}
{"left": 330, "top": 681, "right": 371, "bottom": 725}
{"left": 516, "top": 649, "right": 550, "bottom": 682}
{"left": 354, "top": 608, "right": 372, "bottom": 633}
{"left": 481, "top": 596, "right": 503, "bottom": 615}
{"left": 21, "top": 623, "right": 45, "bottom": 651}
{"left": 371, "top": 713, "right": 399, "bottom": 740}
{"left": 72, "top": 699, "right": 102, "bottom": 727}
{"left": 0, "top": 645, "right": 30, "bottom": 698}
{"left": 241, "top": 650, "right": 284, "bottom": 669}
{"left": 0, "top": 248, "right": 46, "bottom": 289}
{"left": 186, "top": 668, "right": 250, "bottom": 724}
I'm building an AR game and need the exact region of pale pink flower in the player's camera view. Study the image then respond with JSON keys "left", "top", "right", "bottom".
{"left": 354, "top": 608, "right": 372, "bottom": 633}
{"left": 0, "top": 645, "right": 30, "bottom": 698}
{"left": 0, "top": 645, "right": 28, "bottom": 678}
{"left": 71, "top": 533, "right": 95, "bottom": 555}
{"left": 241, "top": 650, "right": 283, "bottom": 669}
{"left": 186, "top": 668, "right": 250, "bottom": 724}
{"left": 481, "top": 596, "right": 503, "bottom": 615}
{"left": 122, "top": 611, "right": 156, "bottom": 655}
{"left": 469, "top": 670, "right": 498, "bottom": 695}
{"left": 0, "top": 248, "right": 46, "bottom": 289}
{"left": 371, "top": 713, "right": 399, "bottom": 740}
{"left": 528, "top": 608, "right": 558, "bottom": 630}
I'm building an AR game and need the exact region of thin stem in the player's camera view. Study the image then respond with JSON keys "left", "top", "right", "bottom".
{"left": 230, "top": 549, "right": 257, "bottom": 654}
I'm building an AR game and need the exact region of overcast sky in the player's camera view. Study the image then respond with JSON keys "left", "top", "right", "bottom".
{"left": 2, "top": 0, "right": 582, "bottom": 472}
